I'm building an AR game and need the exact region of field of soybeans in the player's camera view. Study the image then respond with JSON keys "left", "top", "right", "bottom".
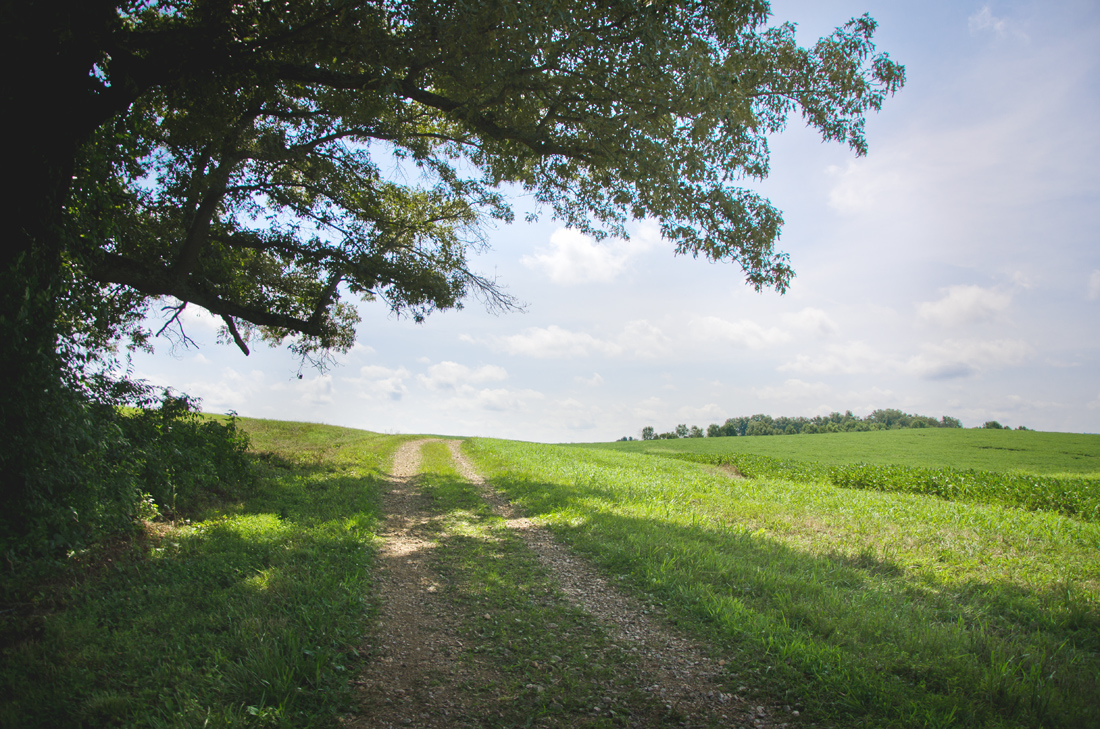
{"left": 466, "top": 428, "right": 1100, "bottom": 727}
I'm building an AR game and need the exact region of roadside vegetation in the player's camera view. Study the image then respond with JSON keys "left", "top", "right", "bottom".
{"left": 467, "top": 438, "right": 1100, "bottom": 728}
{"left": 1, "top": 391, "right": 253, "bottom": 559}
{"left": 0, "top": 420, "right": 399, "bottom": 727}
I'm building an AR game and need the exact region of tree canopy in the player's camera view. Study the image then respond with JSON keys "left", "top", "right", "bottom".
{"left": 0, "top": 0, "right": 902, "bottom": 545}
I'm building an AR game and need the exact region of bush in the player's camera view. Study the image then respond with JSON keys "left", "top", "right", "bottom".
{"left": 2, "top": 389, "right": 251, "bottom": 558}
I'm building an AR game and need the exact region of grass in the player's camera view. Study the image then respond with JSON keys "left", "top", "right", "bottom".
{"left": 0, "top": 420, "right": 401, "bottom": 728}
{"left": 584, "top": 428, "right": 1100, "bottom": 475}
{"left": 4, "top": 418, "right": 1098, "bottom": 728}
{"left": 415, "top": 441, "right": 678, "bottom": 726}
{"left": 466, "top": 439, "right": 1100, "bottom": 728}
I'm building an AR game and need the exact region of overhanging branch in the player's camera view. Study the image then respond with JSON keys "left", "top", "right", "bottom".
{"left": 92, "top": 252, "right": 329, "bottom": 340}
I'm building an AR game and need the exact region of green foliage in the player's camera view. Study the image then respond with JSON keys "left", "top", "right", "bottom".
{"left": 645, "top": 409, "right": 962, "bottom": 440}
{"left": 1, "top": 389, "right": 251, "bottom": 558}
{"left": 466, "top": 439, "right": 1100, "bottom": 728}
{"left": 53, "top": 0, "right": 905, "bottom": 360}
{"left": 699, "top": 409, "right": 962, "bottom": 438}
{"left": 114, "top": 397, "right": 252, "bottom": 516}
{"left": 0, "top": 420, "right": 395, "bottom": 728}
{"left": 4, "top": 0, "right": 906, "bottom": 549}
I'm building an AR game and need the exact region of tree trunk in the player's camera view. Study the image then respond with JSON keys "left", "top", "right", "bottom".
{"left": 0, "top": 1, "right": 119, "bottom": 522}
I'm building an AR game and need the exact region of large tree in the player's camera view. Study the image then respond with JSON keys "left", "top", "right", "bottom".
{"left": 0, "top": 0, "right": 902, "bottom": 525}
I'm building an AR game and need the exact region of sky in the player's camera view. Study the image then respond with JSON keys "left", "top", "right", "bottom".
{"left": 130, "top": 0, "right": 1100, "bottom": 442}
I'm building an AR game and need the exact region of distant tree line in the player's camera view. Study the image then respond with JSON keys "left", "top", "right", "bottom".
{"left": 640, "top": 409, "right": 964, "bottom": 440}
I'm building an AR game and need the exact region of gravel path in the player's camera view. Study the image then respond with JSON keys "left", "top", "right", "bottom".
{"left": 347, "top": 439, "right": 792, "bottom": 728}
{"left": 444, "top": 440, "right": 786, "bottom": 728}
{"left": 349, "top": 439, "right": 501, "bottom": 728}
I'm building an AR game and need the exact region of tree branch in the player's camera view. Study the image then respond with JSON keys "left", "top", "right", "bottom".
{"left": 397, "top": 79, "right": 601, "bottom": 162}
{"left": 220, "top": 314, "right": 250, "bottom": 355}
{"left": 93, "top": 252, "right": 330, "bottom": 339}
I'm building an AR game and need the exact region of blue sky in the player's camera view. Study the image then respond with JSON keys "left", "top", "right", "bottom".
{"left": 131, "top": 0, "right": 1100, "bottom": 441}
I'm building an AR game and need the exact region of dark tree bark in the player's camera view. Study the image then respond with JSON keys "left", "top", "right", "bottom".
{"left": 0, "top": 1, "right": 123, "bottom": 507}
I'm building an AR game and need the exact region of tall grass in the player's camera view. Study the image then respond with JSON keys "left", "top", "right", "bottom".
{"left": 467, "top": 439, "right": 1100, "bottom": 728}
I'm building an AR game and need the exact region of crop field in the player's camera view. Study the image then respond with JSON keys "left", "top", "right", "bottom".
{"left": 581, "top": 429, "right": 1100, "bottom": 525}
{"left": 467, "top": 437, "right": 1100, "bottom": 728}
{"left": 584, "top": 428, "right": 1100, "bottom": 475}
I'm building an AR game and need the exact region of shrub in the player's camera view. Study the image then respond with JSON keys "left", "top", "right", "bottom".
{"left": 2, "top": 390, "right": 251, "bottom": 558}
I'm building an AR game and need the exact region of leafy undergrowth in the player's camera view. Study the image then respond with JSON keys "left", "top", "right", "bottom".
{"left": 416, "top": 441, "right": 688, "bottom": 727}
{"left": 662, "top": 452, "right": 1100, "bottom": 523}
{"left": 0, "top": 422, "right": 402, "bottom": 728}
{"left": 467, "top": 439, "right": 1100, "bottom": 729}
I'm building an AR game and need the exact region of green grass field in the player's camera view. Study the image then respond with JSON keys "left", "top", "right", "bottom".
{"left": 581, "top": 428, "right": 1100, "bottom": 475}
{"left": 467, "top": 437, "right": 1100, "bottom": 728}
{"left": 0, "top": 420, "right": 404, "bottom": 727}
{"left": 2, "top": 420, "right": 1097, "bottom": 728}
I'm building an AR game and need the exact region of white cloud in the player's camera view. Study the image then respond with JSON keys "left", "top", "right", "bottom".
{"left": 907, "top": 339, "right": 1034, "bottom": 380}
{"left": 968, "top": 6, "right": 1028, "bottom": 41}
{"left": 408, "top": 361, "right": 542, "bottom": 414}
{"left": 779, "top": 338, "right": 1033, "bottom": 380}
{"left": 492, "top": 325, "right": 621, "bottom": 358}
{"left": 825, "top": 159, "right": 906, "bottom": 215}
{"left": 178, "top": 302, "right": 222, "bottom": 332}
{"left": 780, "top": 341, "right": 898, "bottom": 376}
{"left": 471, "top": 387, "right": 544, "bottom": 412}
{"left": 781, "top": 307, "right": 839, "bottom": 337}
{"left": 616, "top": 320, "right": 671, "bottom": 358}
{"left": 693, "top": 316, "right": 792, "bottom": 350}
{"left": 1088, "top": 270, "right": 1100, "bottom": 300}
{"left": 574, "top": 372, "right": 604, "bottom": 386}
{"left": 751, "top": 379, "right": 834, "bottom": 402}
{"left": 631, "top": 396, "right": 664, "bottom": 420}
{"left": 270, "top": 373, "right": 334, "bottom": 407}
{"left": 481, "top": 319, "right": 671, "bottom": 359}
{"left": 417, "top": 361, "right": 509, "bottom": 390}
{"left": 917, "top": 285, "right": 1012, "bottom": 327}
{"left": 675, "top": 403, "right": 725, "bottom": 422}
{"left": 352, "top": 365, "right": 411, "bottom": 401}
{"left": 520, "top": 226, "right": 656, "bottom": 285}
{"left": 179, "top": 367, "right": 267, "bottom": 412}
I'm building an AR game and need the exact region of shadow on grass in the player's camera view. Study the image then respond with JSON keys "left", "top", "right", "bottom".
{"left": 0, "top": 452, "right": 386, "bottom": 729}
{"left": 418, "top": 470, "right": 685, "bottom": 727}
{"left": 492, "top": 475, "right": 1100, "bottom": 729}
